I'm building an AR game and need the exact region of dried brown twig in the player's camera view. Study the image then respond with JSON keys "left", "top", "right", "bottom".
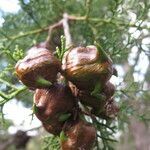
{"left": 45, "top": 13, "right": 72, "bottom": 49}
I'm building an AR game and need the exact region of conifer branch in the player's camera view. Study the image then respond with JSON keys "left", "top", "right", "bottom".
{"left": 0, "top": 86, "right": 27, "bottom": 106}
{"left": 1, "top": 15, "right": 149, "bottom": 43}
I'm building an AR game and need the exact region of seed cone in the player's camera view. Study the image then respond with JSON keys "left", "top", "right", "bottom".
{"left": 15, "top": 45, "right": 61, "bottom": 89}
{"left": 77, "top": 90, "right": 106, "bottom": 110}
{"left": 69, "top": 81, "right": 115, "bottom": 110}
{"left": 61, "top": 120, "right": 96, "bottom": 150}
{"left": 69, "top": 80, "right": 118, "bottom": 120}
{"left": 62, "top": 45, "right": 113, "bottom": 91}
{"left": 34, "top": 83, "right": 76, "bottom": 135}
{"left": 92, "top": 98, "right": 119, "bottom": 119}
{"left": 102, "top": 81, "right": 115, "bottom": 99}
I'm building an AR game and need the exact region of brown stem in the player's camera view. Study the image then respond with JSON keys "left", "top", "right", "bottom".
{"left": 62, "top": 13, "right": 72, "bottom": 48}
{"left": 45, "top": 20, "right": 63, "bottom": 49}
{"left": 45, "top": 13, "right": 72, "bottom": 50}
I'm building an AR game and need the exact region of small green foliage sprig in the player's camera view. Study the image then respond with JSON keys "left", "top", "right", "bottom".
{"left": 56, "top": 35, "right": 68, "bottom": 61}
{"left": 12, "top": 45, "right": 24, "bottom": 61}
{"left": 0, "top": 44, "right": 24, "bottom": 63}
{"left": 42, "top": 135, "right": 60, "bottom": 150}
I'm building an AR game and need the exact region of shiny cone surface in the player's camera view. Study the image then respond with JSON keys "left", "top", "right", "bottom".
{"left": 62, "top": 45, "right": 113, "bottom": 91}
{"left": 34, "top": 84, "right": 76, "bottom": 134}
{"left": 61, "top": 120, "right": 96, "bottom": 150}
{"left": 15, "top": 46, "right": 61, "bottom": 89}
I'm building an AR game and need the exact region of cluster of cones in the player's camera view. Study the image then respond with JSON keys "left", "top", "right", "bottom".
{"left": 15, "top": 43, "right": 119, "bottom": 150}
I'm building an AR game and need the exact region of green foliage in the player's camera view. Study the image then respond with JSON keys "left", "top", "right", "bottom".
{"left": 59, "top": 113, "right": 71, "bottom": 122}
{"left": 32, "top": 103, "right": 38, "bottom": 114}
{"left": 42, "top": 136, "right": 60, "bottom": 150}
{"left": 12, "top": 45, "right": 24, "bottom": 61}
{"left": 60, "top": 131, "right": 67, "bottom": 142}
{"left": 56, "top": 35, "right": 68, "bottom": 60}
{"left": 0, "top": 115, "right": 13, "bottom": 130}
{"left": 36, "top": 77, "right": 52, "bottom": 87}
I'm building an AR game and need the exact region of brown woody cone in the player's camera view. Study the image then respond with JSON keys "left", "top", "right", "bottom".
{"left": 69, "top": 81, "right": 115, "bottom": 110}
{"left": 92, "top": 98, "right": 119, "bottom": 119}
{"left": 61, "top": 120, "right": 96, "bottom": 150}
{"left": 102, "top": 81, "right": 115, "bottom": 99}
{"left": 15, "top": 45, "right": 61, "bottom": 89}
{"left": 34, "top": 83, "right": 76, "bottom": 135}
{"left": 62, "top": 45, "right": 113, "bottom": 91}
